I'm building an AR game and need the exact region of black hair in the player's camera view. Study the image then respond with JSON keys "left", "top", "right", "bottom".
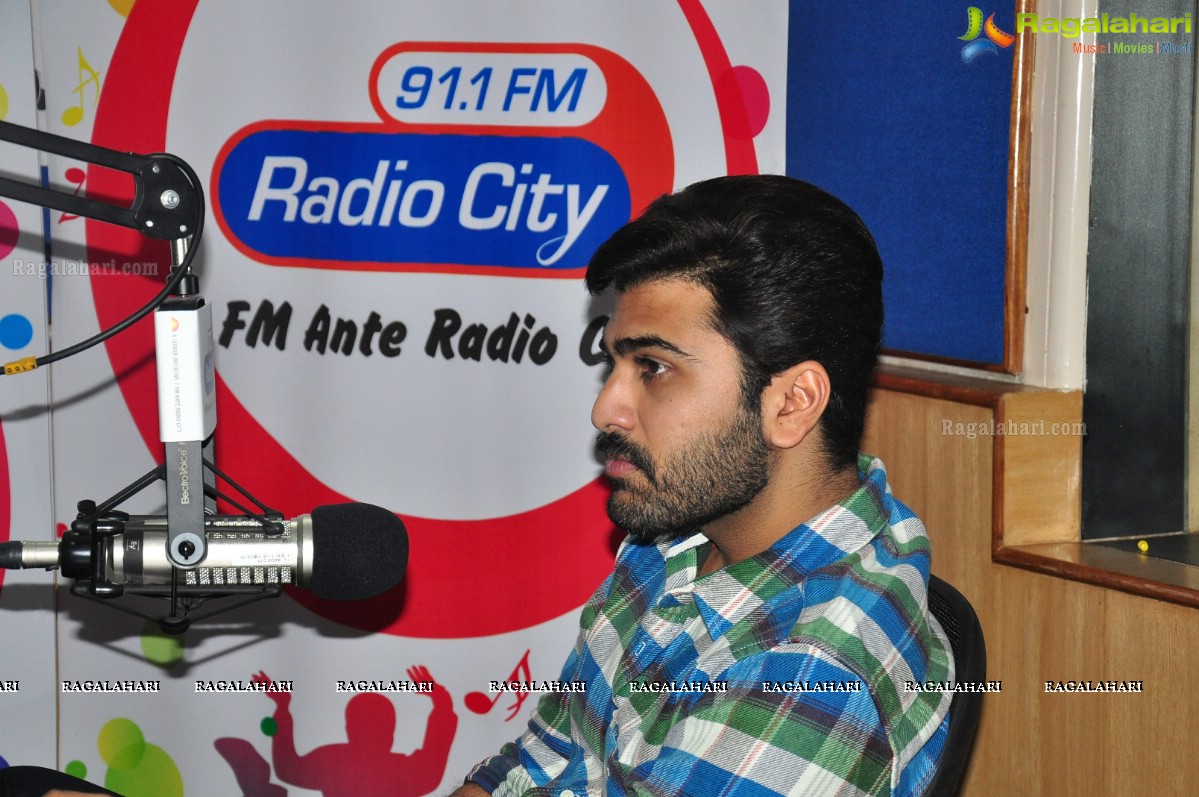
{"left": 586, "top": 175, "right": 883, "bottom": 471}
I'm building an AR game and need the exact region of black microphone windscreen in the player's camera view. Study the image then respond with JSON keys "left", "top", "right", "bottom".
{"left": 309, "top": 503, "right": 409, "bottom": 601}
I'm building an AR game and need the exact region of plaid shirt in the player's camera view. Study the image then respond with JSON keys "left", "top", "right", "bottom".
{"left": 467, "top": 455, "right": 953, "bottom": 796}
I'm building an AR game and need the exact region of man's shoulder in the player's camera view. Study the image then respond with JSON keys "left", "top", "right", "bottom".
{"left": 792, "top": 510, "right": 937, "bottom": 657}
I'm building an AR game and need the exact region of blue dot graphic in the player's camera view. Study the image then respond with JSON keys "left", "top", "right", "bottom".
{"left": 0, "top": 314, "right": 34, "bottom": 350}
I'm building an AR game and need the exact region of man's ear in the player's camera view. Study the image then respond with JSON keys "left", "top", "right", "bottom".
{"left": 761, "top": 360, "right": 831, "bottom": 450}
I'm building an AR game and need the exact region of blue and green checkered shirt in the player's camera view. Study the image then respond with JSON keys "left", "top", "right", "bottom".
{"left": 468, "top": 455, "right": 953, "bottom": 796}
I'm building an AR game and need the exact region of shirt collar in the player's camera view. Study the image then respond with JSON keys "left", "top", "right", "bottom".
{"left": 671, "top": 454, "right": 893, "bottom": 641}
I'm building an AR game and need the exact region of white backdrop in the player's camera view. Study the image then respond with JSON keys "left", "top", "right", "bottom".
{"left": 1, "top": 1, "right": 786, "bottom": 793}
{"left": 0, "top": 0, "right": 57, "bottom": 771}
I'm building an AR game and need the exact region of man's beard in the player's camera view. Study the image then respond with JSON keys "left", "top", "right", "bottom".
{"left": 595, "top": 404, "right": 770, "bottom": 543}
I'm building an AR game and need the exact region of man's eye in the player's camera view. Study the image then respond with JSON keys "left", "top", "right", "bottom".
{"left": 638, "top": 358, "right": 669, "bottom": 379}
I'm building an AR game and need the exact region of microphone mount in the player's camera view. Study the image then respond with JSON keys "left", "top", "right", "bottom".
{"left": 0, "top": 120, "right": 285, "bottom": 632}
{"left": 65, "top": 455, "right": 288, "bottom": 633}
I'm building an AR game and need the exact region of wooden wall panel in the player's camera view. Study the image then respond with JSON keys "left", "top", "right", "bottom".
{"left": 863, "top": 386, "right": 1199, "bottom": 796}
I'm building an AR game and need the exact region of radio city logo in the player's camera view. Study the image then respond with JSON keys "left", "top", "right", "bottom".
{"left": 959, "top": 7, "right": 1015, "bottom": 63}
{"left": 216, "top": 128, "right": 627, "bottom": 272}
{"left": 211, "top": 42, "right": 676, "bottom": 278}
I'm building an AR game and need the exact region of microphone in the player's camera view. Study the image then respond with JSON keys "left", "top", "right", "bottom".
{"left": 0, "top": 502, "right": 408, "bottom": 602}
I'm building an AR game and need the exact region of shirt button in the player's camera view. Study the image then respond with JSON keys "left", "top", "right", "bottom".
{"left": 561, "top": 791, "right": 576, "bottom": 797}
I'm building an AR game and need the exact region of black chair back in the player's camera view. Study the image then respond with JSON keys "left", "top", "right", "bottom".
{"left": 922, "top": 574, "right": 986, "bottom": 797}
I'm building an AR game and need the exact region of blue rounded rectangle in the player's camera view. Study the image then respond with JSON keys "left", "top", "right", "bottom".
{"left": 216, "top": 129, "right": 631, "bottom": 272}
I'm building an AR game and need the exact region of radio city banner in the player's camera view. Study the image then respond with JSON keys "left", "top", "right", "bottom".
{"left": 9, "top": 0, "right": 786, "bottom": 793}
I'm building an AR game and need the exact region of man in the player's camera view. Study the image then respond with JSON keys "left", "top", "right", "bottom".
{"left": 453, "top": 174, "right": 953, "bottom": 797}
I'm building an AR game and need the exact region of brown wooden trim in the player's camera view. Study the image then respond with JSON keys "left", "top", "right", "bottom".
{"left": 875, "top": 364, "right": 1030, "bottom": 408}
{"left": 995, "top": 543, "right": 1199, "bottom": 610}
{"left": 992, "top": 393, "right": 1020, "bottom": 555}
{"left": 880, "top": 347, "right": 1012, "bottom": 375}
{"left": 1005, "top": 0, "right": 1036, "bottom": 374}
{"left": 992, "top": 404, "right": 1007, "bottom": 555}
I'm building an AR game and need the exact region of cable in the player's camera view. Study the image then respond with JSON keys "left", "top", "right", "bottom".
{"left": 2, "top": 153, "right": 205, "bottom": 376}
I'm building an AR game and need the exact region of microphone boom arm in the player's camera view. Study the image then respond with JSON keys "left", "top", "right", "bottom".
{"left": 0, "top": 118, "right": 215, "bottom": 567}
{"left": 0, "top": 119, "right": 200, "bottom": 240}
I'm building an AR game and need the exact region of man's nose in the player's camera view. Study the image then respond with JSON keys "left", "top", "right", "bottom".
{"left": 592, "top": 371, "right": 635, "bottom": 433}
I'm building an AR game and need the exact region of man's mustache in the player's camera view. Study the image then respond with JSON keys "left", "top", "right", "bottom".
{"left": 594, "top": 431, "right": 657, "bottom": 483}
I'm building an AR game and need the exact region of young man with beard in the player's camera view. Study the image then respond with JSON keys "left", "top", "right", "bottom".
{"left": 454, "top": 175, "right": 953, "bottom": 797}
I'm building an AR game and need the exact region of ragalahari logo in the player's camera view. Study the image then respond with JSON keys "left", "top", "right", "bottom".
{"left": 959, "top": 7, "right": 1015, "bottom": 63}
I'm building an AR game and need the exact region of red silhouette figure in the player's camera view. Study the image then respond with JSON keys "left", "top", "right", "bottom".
{"left": 254, "top": 666, "right": 457, "bottom": 797}
{"left": 214, "top": 737, "right": 287, "bottom": 797}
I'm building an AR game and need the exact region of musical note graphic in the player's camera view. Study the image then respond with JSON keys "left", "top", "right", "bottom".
{"left": 107, "top": 0, "right": 137, "bottom": 18}
{"left": 465, "top": 649, "right": 532, "bottom": 721}
{"left": 0, "top": 82, "right": 8, "bottom": 121}
{"left": 61, "top": 48, "right": 102, "bottom": 127}
{"left": 57, "top": 167, "right": 86, "bottom": 224}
